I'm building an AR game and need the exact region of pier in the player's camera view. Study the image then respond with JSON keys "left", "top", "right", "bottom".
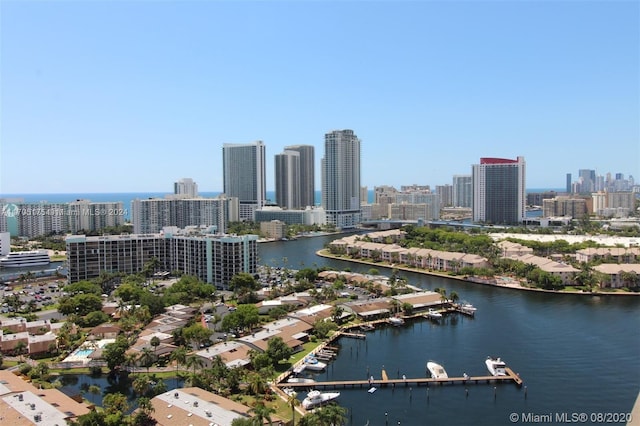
{"left": 278, "top": 367, "right": 523, "bottom": 389}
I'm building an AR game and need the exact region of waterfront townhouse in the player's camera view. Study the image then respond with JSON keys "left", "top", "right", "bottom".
{"left": 328, "top": 233, "right": 490, "bottom": 273}
{"left": 575, "top": 247, "right": 640, "bottom": 263}
{"left": 592, "top": 264, "right": 640, "bottom": 288}
{"left": 501, "top": 253, "right": 579, "bottom": 285}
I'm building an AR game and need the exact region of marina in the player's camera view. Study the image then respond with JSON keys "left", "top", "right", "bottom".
{"left": 259, "top": 231, "right": 639, "bottom": 425}
{"left": 279, "top": 368, "right": 523, "bottom": 390}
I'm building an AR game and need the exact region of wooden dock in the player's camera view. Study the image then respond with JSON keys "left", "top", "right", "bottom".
{"left": 278, "top": 367, "right": 523, "bottom": 389}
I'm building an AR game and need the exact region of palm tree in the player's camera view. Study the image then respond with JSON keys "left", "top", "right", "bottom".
{"left": 331, "top": 306, "right": 344, "bottom": 325}
{"left": 170, "top": 346, "right": 188, "bottom": 385}
{"left": 316, "top": 403, "right": 347, "bottom": 426}
{"left": 150, "top": 336, "right": 161, "bottom": 356}
{"left": 247, "top": 372, "right": 267, "bottom": 396}
{"left": 124, "top": 352, "right": 139, "bottom": 373}
{"left": 287, "top": 390, "right": 301, "bottom": 426}
{"left": 138, "top": 347, "right": 155, "bottom": 374}
{"left": 185, "top": 354, "right": 204, "bottom": 376}
{"left": 249, "top": 402, "right": 275, "bottom": 426}
{"left": 15, "top": 341, "right": 27, "bottom": 361}
{"left": 449, "top": 291, "right": 459, "bottom": 305}
{"left": 132, "top": 374, "right": 151, "bottom": 397}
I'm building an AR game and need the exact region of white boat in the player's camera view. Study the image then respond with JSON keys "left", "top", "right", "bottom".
{"left": 302, "top": 356, "right": 327, "bottom": 371}
{"left": 459, "top": 302, "right": 477, "bottom": 315}
{"left": 287, "top": 377, "right": 316, "bottom": 384}
{"left": 0, "top": 250, "right": 50, "bottom": 268}
{"left": 425, "top": 308, "right": 443, "bottom": 320}
{"left": 427, "top": 361, "right": 449, "bottom": 379}
{"left": 388, "top": 316, "right": 405, "bottom": 326}
{"left": 302, "top": 390, "right": 340, "bottom": 409}
{"left": 485, "top": 356, "right": 507, "bottom": 376}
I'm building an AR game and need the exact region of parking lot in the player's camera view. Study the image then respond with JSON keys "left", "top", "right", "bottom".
{"left": 1, "top": 279, "right": 65, "bottom": 315}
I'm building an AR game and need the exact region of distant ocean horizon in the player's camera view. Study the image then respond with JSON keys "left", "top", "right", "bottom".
{"left": 1, "top": 188, "right": 565, "bottom": 221}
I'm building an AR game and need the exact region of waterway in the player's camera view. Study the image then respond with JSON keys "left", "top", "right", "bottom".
{"left": 260, "top": 234, "right": 640, "bottom": 426}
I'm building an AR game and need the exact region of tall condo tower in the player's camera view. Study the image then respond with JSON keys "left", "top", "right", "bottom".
{"left": 174, "top": 178, "right": 198, "bottom": 197}
{"left": 452, "top": 175, "right": 472, "bottom": 208}
{"left": 472, "top": 156, "right": 526, "bottom": 225}
{"left": 321, "top": 129, "right": 361, "bottom": 229}
{"left": 222, "top": 141, "right": 267, "bottom": 221}
{"left": 284, "top": 144, "right": 315, "bottom": 207}
{"left": 275, "top": 150, "right": 301, "bottom": 209}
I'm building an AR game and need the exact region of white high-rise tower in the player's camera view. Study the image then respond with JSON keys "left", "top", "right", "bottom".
{"left": 321, "top": 129, "right": 361, "bottom": 229}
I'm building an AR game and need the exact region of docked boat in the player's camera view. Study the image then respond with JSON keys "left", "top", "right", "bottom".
{"left": 359, "top": 323, "right": 375, "bottom": 332}
{"left": 485, "top": 356, "right": 507, "bottom": 376}
{"left": 302, "top": 390, "right": 340, "bottom": 409}
{"left": 388, "top": 316, "right": 405, "bottom": 326}
{"left": 425, "top": 308, "right": 443, "bottom": 320}
{"left": 427, "top": 361, "right": 449, "bottom": 379}
{"left": 287, "top": 377, "right": 315, "bottom": 384}
{"left": 0, "top": 250, "right": 50, "bottom": 268}
{"left": 302, "top": 356, "right": 327, "bottom": 371}
{"left": 459, "top": 302, "right": 477, "bottom": 315}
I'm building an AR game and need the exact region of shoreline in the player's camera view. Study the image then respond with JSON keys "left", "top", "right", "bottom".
{"left": 315, "top": 249, "right": 640, "bottom": 297}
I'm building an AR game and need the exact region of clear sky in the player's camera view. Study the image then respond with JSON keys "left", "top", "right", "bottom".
{"left": 1, "top": 0, "right": 638, "bottom": 194}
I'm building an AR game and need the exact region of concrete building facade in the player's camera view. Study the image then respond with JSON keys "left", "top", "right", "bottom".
{"left": 321, "top": 129, "right": 361, "bottom": 229}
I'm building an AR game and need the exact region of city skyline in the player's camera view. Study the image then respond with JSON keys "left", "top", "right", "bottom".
{"left": 1, "top": 1, "right": 638, "bottom": 194}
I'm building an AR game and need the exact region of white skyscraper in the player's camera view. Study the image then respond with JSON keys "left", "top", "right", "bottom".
{"left": 174, "top": 178, "right": 198, "bottom": 197}
{"left": 284, "top": 144, "right": 315, "bottom": 208}
{"left": 223, "top": 141, "right": 267, "bottom": 221}
{"left": 321, "top": 129, "right": 361, "bottom": 229}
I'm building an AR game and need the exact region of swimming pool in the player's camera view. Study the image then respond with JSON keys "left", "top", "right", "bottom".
{"left": 74, "top": 349, "right": 94, "bottom": 357}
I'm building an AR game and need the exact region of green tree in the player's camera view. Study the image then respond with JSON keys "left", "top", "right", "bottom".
{"left": 265, "top": 336, "right": 292, "bottom": 367}
{"left": 150, "top": 336, "right": 161, "bottom": 355}
{"left": 287, "top": 390, "right": 301, "bottom": 426}
{"left": 249, "top": 401, "right": 275, "bottom": 425}
{"left": 102, "top": 392, "right": 129, "bottom": 415}
{"left": 132, "top": 374, "right": 152, "bottom": 397}
{"left": 182, "top": 323, "right": 213, "bottom": 347}
{"left": 138, "top": 347, "right": 155, "bottom": 374}
{"left": 102, "top": 336, "right": 129, "bottom": 372}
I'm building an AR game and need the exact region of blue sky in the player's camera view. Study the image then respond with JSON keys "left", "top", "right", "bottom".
{"left": 1, "top": 0, "right": 638, "bottom": 194}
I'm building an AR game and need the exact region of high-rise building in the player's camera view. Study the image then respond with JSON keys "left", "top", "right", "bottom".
{"left": 566, "top": 173, "right": 572, "bottom": 194}
{"left": 321, "top": 130, "right": 361, "bottom": 229}
{"left": 131, "top": 195, "right": 237, "bottom": 234}
{"left": 472, "top": 156, "right": 526, "bottom": 225}
{"left": 284, "top": 145, "right": 315, "bottom": 208}
{"left": 174, "top": 178, "right": 198, "bottom": 197}
{"left": 452, "top": 175, "right": 472, "bottom": 208}
{"left": 223, "top": 141, "right": 267, "bottom": 221}
{"left": 436, "top": 184, "right": 453, "bottom": 207}
{"left": 578, "top": 169, "right": 596, "bottom": 193}
{"left": 275, "top": 150, "right": 301, "bottom": 209}
{"left": 66, "top": 231, "right": 258, "bottom": 287}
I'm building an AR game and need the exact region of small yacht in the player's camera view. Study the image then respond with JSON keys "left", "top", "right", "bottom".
{"left": 425, "top": 308, "right": 443, "bottom": 320}
{"left": 459, "top": 302, "right": 477, "bottom": 316}
{"left": 388, "top": 316, "right": 405, "bottom": 326}
{"left": 302, "top": 356, "right": 327, "bottom": 371}
{"left": 287, "top": 377, "right": 316, "bottom": 384}
{"left": 302, "top": 390, "right": 340, "bottom": 409}
{"left": 485, "top": 356, "right": 507, "bottom": 376}
{"left": 427, "top": 361, "right": 449, "bottom": 379}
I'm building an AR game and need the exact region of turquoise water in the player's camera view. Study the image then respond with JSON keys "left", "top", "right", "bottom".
{"left": 74, "top": 349, "right": 94, "bottom": 357}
